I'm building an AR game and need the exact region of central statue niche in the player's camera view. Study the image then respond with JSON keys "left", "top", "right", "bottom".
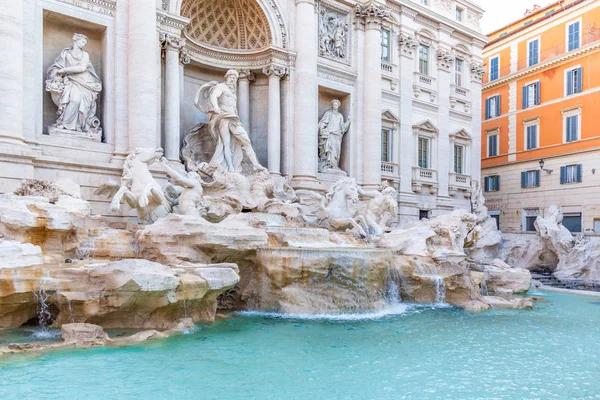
{"left": 181, "top": 0, "right": 272, "bottom": 50}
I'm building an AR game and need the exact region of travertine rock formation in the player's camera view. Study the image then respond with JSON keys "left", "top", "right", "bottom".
{"left": 0, "top": 259, "right": 239, "bottom": 330}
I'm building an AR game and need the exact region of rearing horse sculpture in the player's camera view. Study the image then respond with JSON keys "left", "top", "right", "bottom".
{"left": 298, "top": 178, "right": 369, "bottom": 237}
{"left": 95, "top": 147, "right": 171, "bottom": 223}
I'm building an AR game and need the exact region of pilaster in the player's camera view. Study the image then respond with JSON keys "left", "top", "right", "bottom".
{"left": 263, "top": 64, "right": 288, "bottom": 175}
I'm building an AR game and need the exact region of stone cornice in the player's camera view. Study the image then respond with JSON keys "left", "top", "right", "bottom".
{"left": 183, "top": 33, "right": 296, "bottom": 70}
{"left": 317, "top": 63, "right": 357, "bottom": 86}
{"left": 483, "top": 42, "right": 600, "bottom": 90}
{"left": 156, "top": 10, "right": 190, "bottom": 33}
{"left": 56, "top": 0, "right": 115, "bottom": 17}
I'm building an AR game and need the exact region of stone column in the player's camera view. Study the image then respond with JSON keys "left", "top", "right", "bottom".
{"left": 356, "top": 3, "right": 389, "bottom": 189}
{"left": 0, "top": 0, "right": 25, "bottom": 147}
{"left": 292, "top": 0, "right": 319, "bottom": 189}
{"left": 237, "top": 70, "right": 255, "bottom": 130}
{"left": 397, "top": 32, "right": 419, "bottom": 224}
{"left": 263, "top": 64, "right": 287, "bottom": 175}
{"left": 128, "top": 0, "right": 158, "bottom": 151}
{"left": 436, "top": 48, "right": 454, "bottom": 203}
{"left": 161, "top": 34, "right": 185, "bottom": 161}
{"left": 179, "top": 48, "right": 190, "bottom": 146}
{"left": 470, "top": 62, "right": 485, "bottom": 182}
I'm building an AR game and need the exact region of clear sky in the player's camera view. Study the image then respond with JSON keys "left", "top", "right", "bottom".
{"left": 477, "top": 0, "right": 554, "bottom": 34}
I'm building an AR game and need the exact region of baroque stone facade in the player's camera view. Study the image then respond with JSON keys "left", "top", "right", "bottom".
{"left": 0, "top": 0, "right": 486, "bottom": 224}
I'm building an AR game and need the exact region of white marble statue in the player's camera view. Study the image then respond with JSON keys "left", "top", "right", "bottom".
{"left": 160, "top": 157, "right": 206, "bottom": 216}
{"left": 45, "top": 33, "right": 102, "bottom": 140}
{"left": 194, "top": 69, "right": 264, "bottom": 173}
{"left": 360, "top": 185, "right": 399, "bottom": 236}
{"left": 94, "top": 148, "right": 171, "bottom": 223}
{"left": 318, "top": 100, "right": 350, "bottom": 173}
{"left": 298, "top": 178, "right": 369, "bottom": 237}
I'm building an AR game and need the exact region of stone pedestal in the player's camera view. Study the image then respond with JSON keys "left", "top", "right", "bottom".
{"left": 47, "top": 126, "right": 102, "bottom": 142}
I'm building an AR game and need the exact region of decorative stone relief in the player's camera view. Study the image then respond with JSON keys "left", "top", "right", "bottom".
{"left": 194, "top": 69, "right": 265, "bottom": 173}
{"left": 399, "top": 33, "right": 419, "bottom": 58}
{"left": 262, "top": 64, "right": 288, "bottom": 79}
{"left": 45, "top": 33, "right": 103, "bottom": 141}
{"left": 318, "top": 100, "right": 351, "bottom": 173}
{"left": 467, "top": 11, "right": 481, "bottom": 27}
{"left": 435, "top": 0, "right": 453, "bottom": 12}
{"left": 319, "top": 6, "right": 349, "bottom": 61}
{"left": 436, "top": 49, "right": 455, "bottom": 71}
{"left": 354, "top": 3, "right": 391, "bottom": 26}
{"left": 470, "top": 62, "right": 486, "bottom": 82}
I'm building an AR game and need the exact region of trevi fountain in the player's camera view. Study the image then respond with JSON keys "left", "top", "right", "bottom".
{"left": 1, "top": 1, "right": 600, "bottom": 398}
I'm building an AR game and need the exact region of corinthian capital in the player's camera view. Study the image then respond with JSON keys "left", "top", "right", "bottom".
{"left": 263, "top": 64, "right": 288, "bottom": 79}
{"left": 470, "top": 62, "right": 486, "bottom": 82}
{"left": 238, "top": 69, "right": 256, "bottom": 82}
{"left": 160, "top": 33, "right": 186, "bottom": 51}
{"left": 355, "top": 2, "right": 391, "bottom": 26}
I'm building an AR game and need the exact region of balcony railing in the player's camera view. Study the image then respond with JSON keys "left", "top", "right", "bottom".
{"left": 412, "top": 167, "right": 438, "bottom": 194}
{"left": 449, "top": 172, "right": 471, "bottom": 189}
{"left": 451, "top": 84, "right": 470, "bottom": 98}
{"left": 484, "top": 32, "right": 600, "bottom": 84}
{"left": 381, "top": 162, "right": 398, "bottom": 175}
{"left": 381, "top": 62, "right": 393, "bottom": 73}
{"left": 413, "top": 72, "right": 436, "bottom": 88}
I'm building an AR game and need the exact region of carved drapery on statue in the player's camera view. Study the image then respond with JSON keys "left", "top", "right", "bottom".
{"left": 193, "top": 69, "right": 263, "bottom": 173}
{"left": 318, "top": 99, "right": 350, "bottom": 173}
{"left": 45, "top": 33, "right": 102, "bottom": 141}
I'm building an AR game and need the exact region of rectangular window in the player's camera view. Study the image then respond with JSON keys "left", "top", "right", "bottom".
{"left": 489, "top": 56, "right": 499, "bottom": 81}
{"left": 521, "top": 170, "right": 541, "bottom": 188}
{"left": 528, "top": 39, "right": 539, "bottom": 66}
{"left": 419, "top": 209, "right": 431, "bottom": 220}
{"left": 456, "top": 7, "right": 463, "bottom": 22}
{"left": 524, "top": 216, "right": 537, "bottom": 232}
{"left": 453, "top": 144, "right": 464, "bottom": 174}
{"left": 594, "top": 218, "right": 600, "bottom": 233}
{"left": 526, "top": 124, "right": 538, "bottom": 150}
{"left": 418, "top": 137, "right": 429, "bottom": 168}
{"left": 485, "top": 95, "right": 501, "bottom": 119}
{"left": 484, "top": 175, "right": 500, "bottom": 192}
{"left": 381, "top": 128, "right": 391, "bottom": 162}
{"left": 419, "top": 45, "right": 429, "bottom": 75}
{"left": 522, "top": 82, "right": 540, "bottom": 108}
{"left": 566, "top": 67, "right": 582, "bottom": 95}
{"left": 455, "top": 59, "right": 463, "bottom": 87}
{"left": 381, "top": 29, "right": 391, "bottom": 62}
{"left": 563, "top": 213, "right": 582, "bottom": 233}
{"left": 565, "top": 114, "right": 579, "bottom": 142}
{"left": 487, "top": 133, "right": 498, "bottom": 157}
{"left": 523, "top": 208, "right": 539, "bottom": 232}
{"left": 421, "top": 0, "right": 428, "bottom": 4}
{"left": 567, "top": 21, "right": 580, "bottom": 51}
{"left": 560, "top": 164, "right": 583, "bottom": 184}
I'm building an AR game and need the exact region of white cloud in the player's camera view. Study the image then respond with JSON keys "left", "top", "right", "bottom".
{"left": 476, "top": 0, "right": 554, "bottom": 34}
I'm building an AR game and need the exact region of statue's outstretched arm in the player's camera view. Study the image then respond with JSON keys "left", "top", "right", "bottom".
{"left": 161, "top": 158, "right": 201, "bottom": 189}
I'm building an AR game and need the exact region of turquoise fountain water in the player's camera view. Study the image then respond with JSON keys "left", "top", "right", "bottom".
{"left": 1, "top": 291, "right": 600, "bottom": 399}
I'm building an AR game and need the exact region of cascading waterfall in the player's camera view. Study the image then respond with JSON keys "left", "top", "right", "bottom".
{"left": 480, "top": 272, "right": 489, "bottom": 296}
{"left": 31, "top": 270, "right": 57, "bottom": 339}
{"left": 414, "top": 263, "right": 447, "bottom": 304}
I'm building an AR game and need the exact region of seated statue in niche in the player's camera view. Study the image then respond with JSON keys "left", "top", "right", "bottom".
{"left": 318, "top": 99, "right": 350, "bottom": 173}
{"left": 45, "top": 33, "right": 102, "bottom": 141}
{"left": 194, "top": 69, "right": 264, "bottom": 173}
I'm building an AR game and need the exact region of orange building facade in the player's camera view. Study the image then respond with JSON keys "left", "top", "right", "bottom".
{"left": 481, "top": 0, "right": 600, "bottom": 234}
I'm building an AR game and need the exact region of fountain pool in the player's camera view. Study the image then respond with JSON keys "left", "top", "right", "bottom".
{"left": 1, "top": 291, "right": 600, "bottom": 399}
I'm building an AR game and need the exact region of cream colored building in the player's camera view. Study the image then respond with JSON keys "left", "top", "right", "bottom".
{"left": 0, "top": 0, "right": 486, "bottom": 224}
